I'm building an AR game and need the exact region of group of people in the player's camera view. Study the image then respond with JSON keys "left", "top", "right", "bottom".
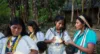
{"left": 0, "top": 14, "right": 97, "bottom": 54}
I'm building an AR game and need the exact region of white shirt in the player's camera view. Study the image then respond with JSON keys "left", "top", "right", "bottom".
{"left": 32, "top": 31, "right": 45, "bottom": 43}
{"left": 0, "top": 35, "right": 38, "bottom": 54}
{"left": 36, "top": 31, "right": 44, "bottom": 41}
{"left": 45, "top": 27, "right": 71, "bottom": 54}
{"left": 0, "top": 32, "right": 4, "bottom": 39}
{"left": 45, "top": 28, "right": 71, "bottom": 43}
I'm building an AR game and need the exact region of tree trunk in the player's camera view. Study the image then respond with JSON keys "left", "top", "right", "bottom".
{"left": 86, "top": 0, "right": 91, "bottom": 15}
{"left": 47, "top": 0, "right": 52, "bottom": 21}
{"left": 23, "top": 0, "right": 29, "bottom": 23}
{"left": 71, "top": 0, "right": 74, "bottom": 22}
{"left": 97, "top": 8, "right": 100, "bottom": 25}
{"left": 8, "top": 0, "right": 16, "bottom": 19}
{"left": 32, "top": 0, "right": 38, "bottom": 23}
{"left": 81, "top": 0, "right": 84, "bottom": 14}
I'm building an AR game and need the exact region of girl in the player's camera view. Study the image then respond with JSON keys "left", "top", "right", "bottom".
{"left": 45, "top": 15, "right": 71, "bottom": 54}
{"left": 27, "top": 21, "right": 44, "bottom": 43}
{"left": 69, "top": 15, "right": 97, "bottom": 54}
{"left": 0, "top": 17, "right": 38, "bottom": 54}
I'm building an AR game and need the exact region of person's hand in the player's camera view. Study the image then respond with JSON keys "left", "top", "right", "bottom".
{"left": 64, "top": 40, "right": 72, "bottom": 45}
{"left": 50, "top": 37, "right": 56, "bottom": 43}
{"left": 59, "top": 39, "right": 64, "bottom": 44}
{"left": 68, "top": 41, "right": 76, "bottom": 46}
{"left": 6, "top": 52, "right": 13, "bottom": 54}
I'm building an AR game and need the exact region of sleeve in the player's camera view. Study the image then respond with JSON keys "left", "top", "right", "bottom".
{"left": 45, "top": 29, "right": 54, "bottom": 40}
{"left": 0, "top": 38, "right": 5, "bottom": 54}
{"left": 63, "top": 31, "right": 72, "bottom": 43}
{"left": 37, "top": 31, "right": 45, "bottom": 41}
{"left": 23, "top": 36, "right": 38, "bottom": 51}
{"left": 87, "top": 30, "right": 97, "bottom": 45}
{"left": 0, "top": 32, "right": 4, "bottom": 38}
{"left": 0, "top": 40, "right": 2, "bottom": 53}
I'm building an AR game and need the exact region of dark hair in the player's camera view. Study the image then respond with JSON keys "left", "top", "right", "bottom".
{"left": 54, "top": 15, "right": 66, "bottom": 31}
{"left": 5, "top": 17, "right": 28, "bottom": 37}
{"left": 27, "top": 21, "right": 40, "bottom": 35}
{"left": 37, "top": 41, "right": 47, "bottom": 53}
{"left": 77, "top": 14, "right": 93, "bottom": 28}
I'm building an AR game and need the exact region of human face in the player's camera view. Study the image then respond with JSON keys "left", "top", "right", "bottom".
{"left": 75, "top": 19, "right": 84, "bottom": 30}
{"left": 55, "top": 20, "right": 64, "bottom": 30}
{"left": 10, "top": 24, "right": 22, "bottom": 36}
{"left": 28, "top": 26, "right": 33, "bottom": 33}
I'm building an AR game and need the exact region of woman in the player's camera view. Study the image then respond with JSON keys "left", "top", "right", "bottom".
{"left": 27, "top": 21, "right": 44, "bottom": 43}
{"left": 69, "top": 15, "right": 97, "bottom": 54}
{"left": 0, "top": 17, "right": 38, "bottom": 54}
{"left": 45, "top": 15, "right": 71, "bottom": 54}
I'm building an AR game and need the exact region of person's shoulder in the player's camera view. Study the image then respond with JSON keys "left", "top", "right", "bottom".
{"left": 88, "top": 29, "right": 96, "bottom": 34}
{"left": 37, "top": 31, "right": 43, "bottom": 34}
{"left": 0, "top": 37, "right": 7, "bottom": 43}
{"left": 87, "top": 28, "right": 97, "bottom": 38}
{"left": 0, "top": 32, "right": 4, "bottom": 38}
{"left": 46, "top": 27, "right": 55, "bottom": 32}
{"left": 21, "top": 35, "right": 31, "bottom": 40}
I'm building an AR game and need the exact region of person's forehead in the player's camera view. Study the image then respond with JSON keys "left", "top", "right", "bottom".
{"left": 57, "top": 20, "right": 64, "bottom": 23}
{"left": 11, "top": 24, "right": 22, "bottom": 27}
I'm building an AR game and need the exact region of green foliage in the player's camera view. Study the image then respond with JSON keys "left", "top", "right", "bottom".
{"left": 38, "top": 8, "right": 49, "bottom": 22}
{"left": 0, "top": 0, "right": 11, "bottom": 24}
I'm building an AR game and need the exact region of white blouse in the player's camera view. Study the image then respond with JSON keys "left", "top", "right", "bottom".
{"left": 0, "top": 35, "right": 38, "bottom": 54}
{"left": 36, "top": 31, "right": 44, "bottom": 41}
{"left": 32, "top": 31, "right": 45, "bottom": 43}
{"left": 45, "top": 27, "right": 71, "bottom": 43}
{"left": 45, "top": 27, "right": 71, "bottom": 54}
{"left": 0, "top": 32, "right": 4, "bottom": 39}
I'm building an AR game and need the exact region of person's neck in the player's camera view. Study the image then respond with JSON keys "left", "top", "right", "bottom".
{"left": 81, "top": 27, "right": 85, "bottom": 33}
{"left": 56, "top": 29, "right": 61, "bottom": 33}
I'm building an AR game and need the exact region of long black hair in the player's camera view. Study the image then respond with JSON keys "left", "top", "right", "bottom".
{"left": 54, "top": 15, "right": 66, "bottom": 32}
{"left": 27, "top": 21, "right": 40, "bottom": 35}
{"left": 77, "top": 14, "right": 93, "bottom": 28}
{"left": 4, "top": 17, "right": 28, "bottom": 37}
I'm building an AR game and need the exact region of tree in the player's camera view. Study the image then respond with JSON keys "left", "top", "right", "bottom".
{"left": 8, "top": 0, "right": 16, "bottom": 19}
{"left": 71, "top": 0, "right": 75, "bottom": 22}
{"left": 32, "top": 0, "right": 38, "bottom": 23}
{"left": 97, "top": 8, "right": 100, "bottom": 25}
{"left": 81, "top": 0, "right": 85, "bottom": 14}
{"left": 20, "top": 0, "right": 29, "bottom": 23}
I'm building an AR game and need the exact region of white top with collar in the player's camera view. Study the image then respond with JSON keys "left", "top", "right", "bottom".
{"left": 0, "top": 35, "right": 38, "bottom": 54}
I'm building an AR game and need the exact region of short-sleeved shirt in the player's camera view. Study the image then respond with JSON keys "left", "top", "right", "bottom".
{"left": 0, "top": 32, "right": 4, "bottom": 39}
{"left": 74, "top": 28, "right": 97, "bottom": 54}
{"left": 45, "top": 27, "right": 71, "bottom": 43}
{"left": 45, "top": 27, "right": 71, "bottom": 54}
{"left": 34, "top": 31, "right": 44, "bottom": 43}
{"left": 0, "top": 35, "right": 38, "bottom": 54}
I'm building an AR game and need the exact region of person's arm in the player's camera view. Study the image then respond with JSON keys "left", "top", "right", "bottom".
{"left": 44, "top": 37, "right": 55, "bottom": 44}
{"left": 44, "top": 29, "right": 55, "bottom": 44}
{"left": 69, "top": 41, "right": 95, "bottom": 54}
{"left": 23, "top": 36, "right": 39, "bottom": 54}
{"left": 63, "top": 31, "right": 72, "bottom": 45}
